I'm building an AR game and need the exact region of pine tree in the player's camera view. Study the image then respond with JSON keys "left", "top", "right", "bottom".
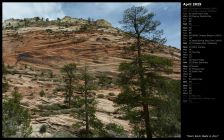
{"left": 2, "top": 91, "right": 32, "bottom": 137}
{"left": 24, "top": 19, "right": 29, "bottom": 27}
{"left": 34, "top": 17, "right": 40, "bottom": 22}
{"left": 72, "top": 65, "right": 103, "bottom": 137}
{"left": 116, "top": 55, "right": 175, "bottom": 137}
{"left": 61, "top": 63, "right": 77, "bottom": 108}
{"left": 115, "top": 6, "right": 180, "bottom": 138}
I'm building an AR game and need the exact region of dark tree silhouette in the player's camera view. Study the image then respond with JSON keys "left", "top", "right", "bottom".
{"left": 61, "top": 63, "right": 77, "bottom": 108}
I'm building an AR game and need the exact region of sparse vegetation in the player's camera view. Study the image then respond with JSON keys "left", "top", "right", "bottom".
{"left": 3, "top": 81, "right": 9, "bottom": 93}
{"left": 21, "top": 102, "right": 29, "bottom": 107}
{"left": 39, "top": 111, "right": 54, "bottom": 117}
{"left": 53, "top": 87, "right": 64, "bottom": 94}
{"left": 3, "top": 62, "right": 8, "bottom": 74}
{"left": 29, "top": 92, "right": 34, "bottom": 96}
{"left": 53, "top": 131, "right": 74, "bottom": 138}
{"left": 40, "top": 71, "right": 44, "bottom": 77}
{"left": 105, "top": 44, "right": 112, "bottom": 48}
{"left": 102, "top": 37, "right": 110, "bottom": 41}
{"left": 39, "top": 78, "right": 48, "bottom": 81}
{"left": 108, "top": 92, "right": 115, "bottom": 96}
{"left": 38, "top": 103, "right": 66, "bottom": 110}
{"left": 9, "top": 69, "right": 17, "bottom": 75}
{"left": 48, "top": 70, "right": 53, "bottom": 78}
{"left": 2, "top": 91, "right": 32, "bottom": 137}
{"left": 93, "top": 60, "right": 101, "bottom": 64}
{"left": 39, "top": 89, "right": 45, "bottom": 97}
{"left": 39, "top": 125, "right": 47, "bottom": 134}
{"left": 45, "top": 29, "right": 53, "bottom": 33}
{"left": 79, "top": 25, "right": 88, "bottom": 32}
{"left": 97, "top": 73, "right": 112, "bottom": 88}
{"left": 97, "top": 94, "right": 105, "bottom": 98}
{"left": 105, "top": 123, "right": 125, "bottom": 136}
{"left": 31, "top": 77, "right": 37, "bottom": 81}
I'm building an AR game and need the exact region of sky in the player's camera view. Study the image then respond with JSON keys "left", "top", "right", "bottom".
{"left": 3, "top": 2, "right": 180, "bottom": 48}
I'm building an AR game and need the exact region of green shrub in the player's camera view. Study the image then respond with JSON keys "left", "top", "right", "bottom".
{"left": 31, "top": 78, "right": 37, "bottom": 81}
{"left": 53, "top": 79, "right": 60, "bottom": 82}
{"left": 39, "top": 78, "right": 47, "bottom": 81}
{"left": 98, "top": 73, "right": 112, "bottom": 87}
{"left": 21, "top": 102, "right": 29, "bottom": 107}
{"left": 2, "top": 63, "right": 8, "bottom": 74}
{"left": 77, "top": 129, "right": 93, "bottom": 138}
{"left": 97, "top": 94, "right": 105, "bottom": 98}
{"left": 105, "top": 44, "right": 112, "bottom": 48}
{"left": 96, "top": 37, "right": 101, "bottom": 41}
{"left": 10, "top": 69, "right": 17, "bottom": 75}
{"left": 53, "top": 131, "right": 74, "bottom": 138}
{"left": 102, "top": 37, "right": 110, "bottom": 41}
{"left": 38, "top": 104, "right": 65, "bottom": 110}
{"left": 60, "top": 109, "right": 71, "bottom": 114}
{"left": 48, "top": 70, "right": 53, "bottom": 78}
{"left": 29, "top": 92, "right": 34, "bottom": 96}
{"left": 108, "top": 92, "right": 115, "bottom": 96}
{"left": 3, "top": 91, "right": 32, "bottom": 137}
{"left": 7, "top": 65, "right": 14, "bottom": 69}
{"left": 30, "top": 108, "right": 38, "bottom": 113}
{"left": 39, "top": 89, "right": 45, "bottom": 97}
{"left": 39, "top": 111, "right": 52, "bottom": 117}
{"left": 3, "top": 82, "right": 9, "bottom": 93}
{"left": 93, "top": 60, "right": 101, "bottom": 64}
{"left": 45, "top": 29, "right": 52, "bottom": 33}
{"left": 40, "top": 71, "right": 44, "bottom": 77}
{"left": 105, "top": 123, "right": 125, "bottom": 135}
{"left": 39, "top": 124, "right": 47, "bottom": 133}
{"left": 80, "top": 25, "right": 88, "bottom": 32}
{"left": 53, "top": 87, "right": 63, "bottom": 94}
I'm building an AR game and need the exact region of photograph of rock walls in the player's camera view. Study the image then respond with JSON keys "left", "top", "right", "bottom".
{"left": 2, "top": 2, "right": 181, "bottom": 138}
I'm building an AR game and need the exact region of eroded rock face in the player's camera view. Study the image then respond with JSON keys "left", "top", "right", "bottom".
{"left": 3, "top": 19, "right": 23, "bottom": 28}
{"left": 2, "top": 20, "right": 180, "bottom": 80}
{"left": 61, "top": 16, "right": 87, "bottom": 24}
{"left": 96, "top": 98, "right": 115, "bottom": 113}
{"left": 95, "top": 19, "right": 112, "bottom": 27}
{"left": 3, "top": 16, "right": 113, "bottom": 30}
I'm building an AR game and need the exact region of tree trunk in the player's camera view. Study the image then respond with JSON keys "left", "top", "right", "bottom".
{"left": 85, "top": 91, "right": 89, "bottom": 133}
{"left": 68, "top": 78, "right": 72, "bottom": 108}
{"left": 68, "top": 96, "right": 71, "bottom": 108}
{"left": 143, "top": 104, "right": 152, "bottom": 138}
{"left": 84, "top": 72, "right": 89, "bottom": 136}
{"left": 137, "top": 34, "right": 152, "bottom": 138}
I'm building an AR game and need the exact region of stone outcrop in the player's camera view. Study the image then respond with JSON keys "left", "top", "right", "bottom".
{"left": 95, "top": 19, "right": 112, "bottom": 27}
